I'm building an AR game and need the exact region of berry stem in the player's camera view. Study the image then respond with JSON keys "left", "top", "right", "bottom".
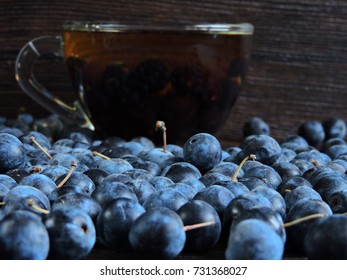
{"left": 30, "top": 136, "right": 52, "bottom": 159}
{"left": 29, "top": 166, "right": 42, "bottom": 174}
{"left": 155, "top": 120, "right": 167, "bottom": 153}
{"left": 232, "top": 154, "right": 256, "bottom": 182}
{"left": 57, "top": 161, "right": 77, "bottom": 188}
{"left": 183, "top": 221, "right": 216, "bottom": 231}
{"left": 282, "top": 213, "right": 327, "bottom": 228}
{"left": 27, "top": 199, "right": 50, "bottom": 215}
{"left": 0, "top": 201, "right": 5, "bottom": 206}
{"left": 92, "top": 151, "right": 110, "bottom": 160}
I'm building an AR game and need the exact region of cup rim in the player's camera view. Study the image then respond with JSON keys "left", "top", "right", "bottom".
{"left": 62, "top": 21, "right": 254, "bottom": 35}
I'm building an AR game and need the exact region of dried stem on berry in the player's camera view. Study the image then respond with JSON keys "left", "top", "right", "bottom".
{"left": 155, "top": 120, "right": 167, "bottom": 153}
{"left": 183, "top": 221, "right": 216, "bottom": 231}
{"left": 57, "top": 161, "right": 77, "bottom": 188}
{"left": 232, "top": 154, "right": 256, "bottom": 182}
{"left": 92, "top": 151, "right": 110, "bottom": 160}
{"left": 0, "top": 201, "right": 5, "bottom": 206}
{"left": 282, "top": 213, "right": 327, "bottom": 228}
{"left": 26, "top": 198, "right": 50, "bottom": 215}
{"left": 30, "top": 136, "right": 52, "bottom": 159}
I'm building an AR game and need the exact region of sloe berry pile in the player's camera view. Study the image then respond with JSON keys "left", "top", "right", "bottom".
{"left": 0, "top": 113, "right": 346, "bottom": 260}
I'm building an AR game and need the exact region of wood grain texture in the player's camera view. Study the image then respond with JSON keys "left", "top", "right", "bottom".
{"left": 1, "top": 0, "right": 347, "bottom": 146}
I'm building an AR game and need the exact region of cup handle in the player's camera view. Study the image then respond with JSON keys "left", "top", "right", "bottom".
{"left": 15, "top": 35, "right": 94, "bottom": 130}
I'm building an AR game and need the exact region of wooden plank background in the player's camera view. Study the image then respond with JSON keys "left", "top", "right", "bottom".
{"left": 1, "top": 0, "right": 347, "bottom": 146}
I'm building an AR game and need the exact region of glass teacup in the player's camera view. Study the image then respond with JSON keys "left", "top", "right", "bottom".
{"left": 15, "top": 21, "right": 253, "bottom": 144}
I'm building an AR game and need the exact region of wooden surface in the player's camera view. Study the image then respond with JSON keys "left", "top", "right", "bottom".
{"left": 1, "top": 0, "right": 347, "bottom": 146}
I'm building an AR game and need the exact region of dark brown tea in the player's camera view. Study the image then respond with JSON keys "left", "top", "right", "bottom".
{"left": 63, "top": 27, "right": 253, "bottom": 144}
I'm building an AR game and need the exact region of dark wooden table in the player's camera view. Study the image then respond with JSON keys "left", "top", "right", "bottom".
{"left": 1, "top": 0, "right": 347, "bottom": 146}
